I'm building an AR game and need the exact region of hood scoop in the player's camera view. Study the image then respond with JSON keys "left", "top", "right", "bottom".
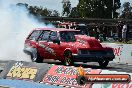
{"left": 75, "top": 35, "right": 102, "bottom": 48}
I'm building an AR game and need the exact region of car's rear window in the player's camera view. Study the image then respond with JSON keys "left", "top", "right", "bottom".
{"left": 28, "top": 30, "right": 42, "bottom": 40}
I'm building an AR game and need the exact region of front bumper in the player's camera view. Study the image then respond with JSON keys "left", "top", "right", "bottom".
{"left": 72, "top": 54, "right": 115, "bottom": 62}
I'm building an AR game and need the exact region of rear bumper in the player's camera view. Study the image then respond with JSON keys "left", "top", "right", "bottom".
{"left": 72, "top": 54, "right": 115, "bottom": 62}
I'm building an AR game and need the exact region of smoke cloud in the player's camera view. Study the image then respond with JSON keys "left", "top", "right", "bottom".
{"left": 0, "top": 0, "right": 54, "bottom": 62}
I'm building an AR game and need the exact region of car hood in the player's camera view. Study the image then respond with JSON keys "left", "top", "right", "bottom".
{"left": 74, "top": 35, "right": 103, "bottom": 49}
{"left": 62, "top": 35, "right": 103, "bottom": 49}
{"left": 65, "top": 41, "right": 89, "bottom": 49}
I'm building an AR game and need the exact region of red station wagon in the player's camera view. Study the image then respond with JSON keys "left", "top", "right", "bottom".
{"left": 23, "top": 28, "right": 115, "bottom": 67}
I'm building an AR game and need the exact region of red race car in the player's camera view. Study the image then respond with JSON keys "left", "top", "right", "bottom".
{"left": 23, "top": 28, "right": 115, "bottom": 67}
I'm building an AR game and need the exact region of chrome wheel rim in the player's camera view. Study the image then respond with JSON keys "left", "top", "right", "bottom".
{"left": 65, "top": 57, "right": 71, "bottom": 66}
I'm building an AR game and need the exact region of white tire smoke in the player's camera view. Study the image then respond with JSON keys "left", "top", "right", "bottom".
{"left": 0, "top": 0, "right": 54, "bottom": 62}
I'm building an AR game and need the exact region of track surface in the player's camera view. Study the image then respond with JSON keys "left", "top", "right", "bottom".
{"left": 0, "top": 60, "right": 131, "bottom": 73}
{"left": 43, "top": 59, "right": 132, "bottom": 73}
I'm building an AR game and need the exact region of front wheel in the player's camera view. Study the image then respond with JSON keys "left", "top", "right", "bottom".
{"left": 98, "top": 60, "right": 109, "bottom": 68}
{"left": 62, "top": 51, "right": 74, "bottom": 66}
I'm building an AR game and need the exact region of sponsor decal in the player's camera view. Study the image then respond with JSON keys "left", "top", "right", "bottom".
{"left": 80, "top": 74, "right": 130, "bottom": 83}
{"left": 113, "top": 45, "right": 123, "bottom": 61}
{"left": 112, "top": 80, "right": 132, "bottom": 88}
{"left": 113, "top": 47, "right": 121, "bottom": 57}
{"left": 76, "top": 67, "right": 130, "bottom": 85}
{"left": 39, "top": 43, "right": 55, "bottom": 55}
{"left": 42, "top": 65, "right": 101, "bottom": 88}
{"left": 6, "top": 62, "right": 37, "bottom": 80}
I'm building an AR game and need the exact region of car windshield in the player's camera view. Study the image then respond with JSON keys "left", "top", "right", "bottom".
{"left": 60, "top": 31, "right": 81, "bottom": 42}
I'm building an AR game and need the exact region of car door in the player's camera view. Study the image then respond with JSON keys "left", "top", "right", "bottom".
{"left": 37, "top": 30, "right": 51, "bottom": 59}
{"left": 47, "top": 31, "right": 61, "bottom": 59}
{"left": 24, "top": 30, "right": 42, "bottom": 51}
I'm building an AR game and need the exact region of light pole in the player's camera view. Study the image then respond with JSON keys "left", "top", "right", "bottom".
{"left": 112, "top": 0, "right": 114, "bottom": 18}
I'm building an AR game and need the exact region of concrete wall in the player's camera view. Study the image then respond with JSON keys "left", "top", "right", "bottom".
{"left": 102, "top": 43, "right": 132, "bottom": 64}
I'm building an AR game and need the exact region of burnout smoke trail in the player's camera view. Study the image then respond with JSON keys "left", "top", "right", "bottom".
{"left": 0, "top": 0, "right": 54, "bottom": 61}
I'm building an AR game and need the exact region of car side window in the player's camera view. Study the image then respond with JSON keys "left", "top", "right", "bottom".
{"left": 28, "top": 30, "right": 42, "bottom": 41}
{"left": 60, "top": 31, "right": 76, "bottom": 42}
{"left": 49, "top": 31, "right": 58, "bottom": 42}
{"left": 38, "top": 30, "right": 50, "bottom": 41}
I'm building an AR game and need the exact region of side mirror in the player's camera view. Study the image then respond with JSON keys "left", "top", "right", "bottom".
{"left": 53, "top": 39, "right": 60, "bottom": 45}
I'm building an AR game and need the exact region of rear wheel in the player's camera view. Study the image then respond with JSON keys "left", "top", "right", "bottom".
{"left": 62, "top": 51, "right": 74, "bottom": 66}
{"left": 30, "top": 48, "right": 43, "bottom": 63}
{"left": 98, "top": 60, "right": 109, "bottom": 68}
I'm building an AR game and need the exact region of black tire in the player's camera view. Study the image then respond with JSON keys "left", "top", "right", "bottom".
{"left": 76, "top": 76, "right": 87, "bottom": 85}
{"left": 98, "top": 60, "right": 109, "bottom": 68}
{"left": 62, "top": 51, "right": 74, "bottom": 66}
{"left": 30, "top": 49, "right": 43, "bottom": 63}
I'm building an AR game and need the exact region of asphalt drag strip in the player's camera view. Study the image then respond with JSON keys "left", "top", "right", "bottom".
{"left": 42, "top": 59, "right": 132, "bottom": 73}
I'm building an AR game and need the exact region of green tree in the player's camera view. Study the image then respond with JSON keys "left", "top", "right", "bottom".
{"left": 77, "top": 0, "right": 106, "bottom": 18}
{"left": 76, "top": 0, "right": 88, "bottom": 17}
{"left": 77, "top": 0, "right": 121, "bottom": 18}
{"left": 28, "top": 6, "right": 42, "bottom": 16}
{"left": 41, "top": 8, "right": 52, "bottom": 16}
{"left": 113, "top": 0, "right": 121, "bottom": 18}
{"left": 17, "top": 3, "right": 60, "bottom": 17}
{"left": 51, "top": 10, "right": 60, "bottom": 17}
{"left": 28, "top": 6, "right": 35, "bottom": 15}
{"left": 16, "top": 3, "right": 28, "bottom": 8}
{"left": 120, "top": 2, "right": 132, "bottom": 19}
{"left": 62, "top": 0, "right": 71, "bottom": 16}
{"left": 28, "top": 6, "right": 60, "bottom": 17}
{"left": 69, "top": 7, "right": 80, "bottom": 17}
{"left": 104, "top": 0, "right": 121, "bottom": 18}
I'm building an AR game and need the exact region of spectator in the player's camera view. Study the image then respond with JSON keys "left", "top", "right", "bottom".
{"left": 70, "top": 23, "right": 75, "bottom": 29}
{"left": 126, "top": 24, "right": 129, "bottom": 42}
{"left": 66, "top": 24, "right": 69, "bottom": 29}
{"left": 122, "top": 23, "right": 127, "bottom": 42}
{"left": 117, "top": 23, "right": 122, "bottom": 42}
{"left": 91, "top": 29, "right": 96, "bottom": 38}
{"left": 103, "top": 32, "right": 106, "bottom": 41}
{"left": 96, "top": 28, "right": 100, "bottom": 39}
